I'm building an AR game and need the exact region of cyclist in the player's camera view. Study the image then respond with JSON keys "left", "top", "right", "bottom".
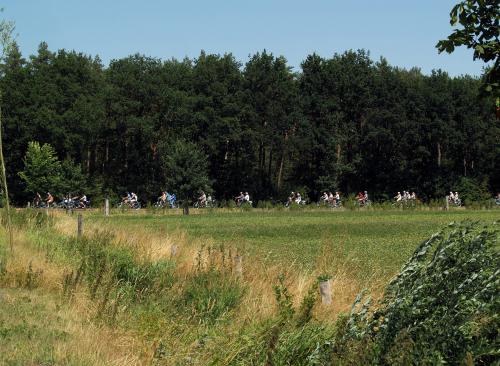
{"left": 121, "top": 192, "right": 131, "bottom": 205}
{"left": 335, "top": 191, "right": 341, "bottom": 206}
{"left": 327, "top": 192, "right": 333, "bottom": 205}
{"left": 169, "top": 193, "right": 177, "bottom": 208}
{"left": 157, "top": 191, "right": 167, "bottom": 208}
{"left": 46, "top": 192, "right": 54, "bottom": 207}
{"left": 395, "top": 192, "right": 402, "bottom": 202}
{"left": 198, "top": 191, "right": 207, "bottom": 207}
{"left": 295, "top": 192, "right": 302, "bottom": 204}
{"left": 235, "top": 192, "right": 244, "bottom": 206}
{"left": 321, "top": 192, "right": 328, "bottom": 204}
{"left": 130, "top": 192, "right": 138, "bottom": 206}
{"left": 243, "top": 192, "right": 251, "bottom": 204}
{"left": 34, "top": 192, "right": 42, "bottom": 207}
{"left": 79, "top": 194, "right": 88, "bottom": 208}
{"left": 357, "top": 192, "right": 365, "bottom": 205}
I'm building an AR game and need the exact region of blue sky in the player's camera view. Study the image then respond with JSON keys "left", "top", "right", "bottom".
{"left": 1, "top": 0, "right": 487, "bottom": 76}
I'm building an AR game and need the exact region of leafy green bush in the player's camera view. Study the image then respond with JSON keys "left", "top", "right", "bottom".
{"left": 453, "top": 176, "right": 491, "bottom": 205}
{"left": 335, "top": 221, "right": 499, "bottom": 365}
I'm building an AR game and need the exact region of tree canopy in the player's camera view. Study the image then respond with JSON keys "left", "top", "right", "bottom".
{"left": 1, "top": 44, "right": 498, "bottom": 205}
{"left": 436, "top": 0, "right": 500, "bottom": 94}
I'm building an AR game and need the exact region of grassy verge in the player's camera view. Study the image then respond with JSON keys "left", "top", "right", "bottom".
{"left": 1, "top": 209, "right": 498, "bottom": 364}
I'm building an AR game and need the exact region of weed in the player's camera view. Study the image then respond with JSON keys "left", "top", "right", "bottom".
{"left": 181, "top": 269, "right": 245, "bottom": 323}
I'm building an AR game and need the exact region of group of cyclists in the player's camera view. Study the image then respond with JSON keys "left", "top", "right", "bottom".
{"left": 320, "top": 191, "right": 341, "bottom": 208}
{"left": 31, "top": 188, "right": 500, "bottom": 210}
{"left": 393, "top": 191, "right": 417, "bottom": 204}
{"left": 120, "top": 192, "right": 141, "bottom": 209}
{"left": 33, "top": 192, "right": 89, "bottom": 209}
{"left": 286, "top": 191, "right": 306, "bottom": 206}
{"left": 194, "top": 191, "right": 217, "bottom": 208}
{"left": 155, "top": 191, "right": 177, "bottom": 209}
{"left": 234, "top": 192, "right": 252, "bottom": 207}
{"left": 447, "top": 191, "right": 462, "bottom": 206}
{"left": 356, "top": 191, "right": 371, "bottom": 206}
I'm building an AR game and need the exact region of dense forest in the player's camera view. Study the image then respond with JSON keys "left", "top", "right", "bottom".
{"left": 1, "top": 42, "right": 499, "bottom": 205}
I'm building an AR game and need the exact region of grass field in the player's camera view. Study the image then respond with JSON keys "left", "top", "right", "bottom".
{"left": 96, "top": 209, "right": 500, "bottom": 282}
{"left": 1, "top": 208, "right": 498, "bottom": 365}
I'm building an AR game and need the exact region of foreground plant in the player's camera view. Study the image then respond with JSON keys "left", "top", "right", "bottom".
{"left": 333, "top": 221, "right": 499, "bottom": 365}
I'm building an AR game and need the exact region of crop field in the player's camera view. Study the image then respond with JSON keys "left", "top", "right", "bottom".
{"left": 96, "top": 208, "right": 499, "bottom": 282}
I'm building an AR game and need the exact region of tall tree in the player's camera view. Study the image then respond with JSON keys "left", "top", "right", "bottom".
{"left": 160, "top": 139, "right": 211, "bottom": 214}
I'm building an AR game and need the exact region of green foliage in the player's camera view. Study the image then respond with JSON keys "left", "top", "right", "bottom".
{"left": 160, "top": 139, "right": 211, "bottom": 203}
{"left": 59, "top": 158, "right": 87, "bottom": 194}
{"left": 296, "top": 284, "right": 317, "bottom": 327}
{"left": 18, "top": 141, "right": 62, "bottom": 195}
{"left": 1, "top": 43, "right": 499, "bottom": 204}
{"left": 18, "top": 141, "right": 88, "bottom": 197}
{"left": 436, "top": 0, "right": 499, "bottom": 93}
{"left": 338, "top": 221, "right": 499, "bottom": 365}
{"left": 273, "top": 274, "right": 295, "bottom": 321}
{"left": 218, "top": 275, "right": 327, "bottom": 365}
{"left": 453, "top": 176, "right": 491, "bottom": 204}
{"left": 181, "top": 269, "right": 245, "bottom": 323}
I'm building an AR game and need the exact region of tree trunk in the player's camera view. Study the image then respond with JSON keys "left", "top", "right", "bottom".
{"left": 94, "top": 144, "right": 98, "bottom": 174}
{"left": 224, "top": 139, "right": 229, "bottom": 161}
{"left": 86, "top": 148, "right": 91, "bottom": 172}
{"left": 336, "top": 144, "right": 341, "bottom": 164}
{"left": 277, "top": 153, "right": 285, "bottom": 190}
{"left": 268, "top": 147, "right": 273, "bottom": 179}
{"left": 124, "top": 139, "right": 128, "bottom": 169}
{"left": 437, "top": 142, "right": 441, "bottom": 167}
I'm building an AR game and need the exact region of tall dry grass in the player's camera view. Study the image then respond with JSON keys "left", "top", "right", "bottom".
{"left": 53, "top": 212, "right": 385, "bottom": 323}
{"left": 0, "top": 226, "right": 149, "bottom": 365}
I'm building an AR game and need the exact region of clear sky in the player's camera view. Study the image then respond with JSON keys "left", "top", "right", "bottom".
{"left": 1, "top": 0, "right": 487, "bottom": 76}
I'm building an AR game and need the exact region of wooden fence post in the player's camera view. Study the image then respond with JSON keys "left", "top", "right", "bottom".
{"left": 170, "top": 244, "right": 178, "bottom": 257}
{"left": 319, "top": 279, "right": 332, "bottom": 305}
{"left": 105, "top": 198, "right": 110, "bottom": 217}
{"left": 77, "top": 214, "right": 83, "bottom": 238}
{"left": 445, "top": 196, "right": 449, "bottom": 211}
{"left": 234, "top": 255, "right": 243, "bottom": 276}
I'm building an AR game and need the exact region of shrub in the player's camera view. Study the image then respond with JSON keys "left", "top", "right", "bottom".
{"left": 336, "top": 221, "right": 499, "bottom": 365}
{"left": 453, "top": 176, "right": 491, "bottom": 205}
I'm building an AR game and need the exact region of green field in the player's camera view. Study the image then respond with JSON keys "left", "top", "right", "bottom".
{"left": 96, "top": 209, "right": 499, "bottom": 282}
{"left": 1, "top": 208, "right": 498, "bottom": 364}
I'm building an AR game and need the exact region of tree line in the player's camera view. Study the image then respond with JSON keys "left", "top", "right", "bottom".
{"left": 1, "top": 42, "right": 498, "bottom": 205}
